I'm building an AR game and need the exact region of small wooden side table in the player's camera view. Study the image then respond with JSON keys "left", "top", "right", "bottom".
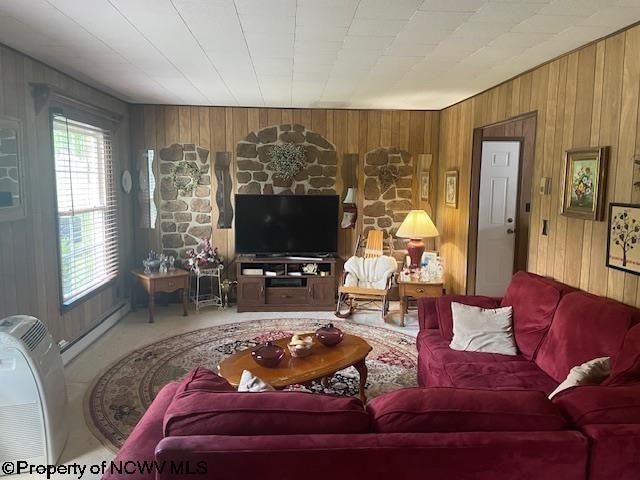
{"left": 131, "top": 269, "right": 189, "bottom": 323}
{"left": 397, "top": 278, "right": 445, "bottom": 327}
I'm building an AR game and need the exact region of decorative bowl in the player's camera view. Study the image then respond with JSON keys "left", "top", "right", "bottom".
{"left": 315, "top": 323, "right": 344, "bottom": 347}
{"left": 288, "top": 335, "right": 313, "bottom": 358}
{"left": 251, "top": 341, "right": 285, "bottom": 368}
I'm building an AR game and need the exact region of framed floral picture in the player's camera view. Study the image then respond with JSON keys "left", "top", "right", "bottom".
{"left": 560, "top": 147, "right": 608, "bottom": 220}
{"left": 444, "top": 169, "right": 458, "bottom": 208}
{"left": 607, "top": 203, "right": 640, "bottom": 275}
{"left": 420, "top": 171, "right": 430, "bottom": 201}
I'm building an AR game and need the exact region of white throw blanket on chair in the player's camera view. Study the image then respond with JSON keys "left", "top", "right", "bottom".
{"left": 343, "top": 255, "right": 397, "bottom": 290}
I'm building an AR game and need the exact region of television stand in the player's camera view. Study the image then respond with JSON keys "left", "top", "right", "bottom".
{"left": 236, "top": 255, "right": 337, "bottom": 312}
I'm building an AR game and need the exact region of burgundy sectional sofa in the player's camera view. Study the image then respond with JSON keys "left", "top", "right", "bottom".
{"left": 104, "top": 272, "right": 640, "bottom": 480}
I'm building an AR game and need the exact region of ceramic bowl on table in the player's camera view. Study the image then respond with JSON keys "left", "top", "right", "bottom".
{"left": 288, "top": 334, "right": 314, "bottom": 358}
{"left": 315, "top": 323, "right": 344, "bottom": 347}
{"left": 251, "top": 341, "right": 285, "bottom": 368}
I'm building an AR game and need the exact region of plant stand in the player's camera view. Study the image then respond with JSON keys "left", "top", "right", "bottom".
{"left": 189, "top": 266, "right": 223, "bottom": 312}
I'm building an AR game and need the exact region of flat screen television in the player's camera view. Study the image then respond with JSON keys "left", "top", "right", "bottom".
{"left": 235, "top": 194, "right": 339, "bottom": 256}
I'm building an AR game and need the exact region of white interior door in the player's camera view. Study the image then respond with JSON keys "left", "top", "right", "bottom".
{"left": 475, "top": 141, "right": 520, "bottom": 297}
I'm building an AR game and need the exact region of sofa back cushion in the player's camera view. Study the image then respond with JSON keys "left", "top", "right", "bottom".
{"left": 367, "top": 387, "right": 567, "bottom": 433}
{"left": 500, "top": 271, "right": 574, "bottom": 359}
{"left": 536, "top": 292, "right": 639, "bottom": 382}
{"left": 436, "top": 295, "right": 502, "bottom": 341}
{"left": 552, "top": 384, "right": 640, "bottom": 426}
{"left": 164, "top": 391, "right": 370, "bottom": 437}
{"left": 604, "top": 323, "right": 640, "bottom": 386}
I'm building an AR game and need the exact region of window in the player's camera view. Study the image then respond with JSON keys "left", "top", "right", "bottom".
{"left": 52, "top": 115, "right": 118, "bottom": 306}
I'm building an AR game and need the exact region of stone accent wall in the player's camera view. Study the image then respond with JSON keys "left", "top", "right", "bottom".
{"left": 236, "top": 124, "right": 337, "bottom": 195}
{"left": 363, "top": 147, "right": 413, "bottom": 249}
{"left": 0, "top": 127, "right": 19, "bottom": 206}
{"left": 159, "top": 143, "right": 211, "bottom": 259}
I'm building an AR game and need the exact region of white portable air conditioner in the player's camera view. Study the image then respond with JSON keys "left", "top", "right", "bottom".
{"left": 0, "top": 315, "right": 68, "bottom": 470}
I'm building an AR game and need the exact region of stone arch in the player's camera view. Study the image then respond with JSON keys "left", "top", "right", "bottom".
{"left": 236, "top": 124, "right": 337, "bottom": 195}
{"left": 362, "top": 146, "right": 414, "bottom": 249}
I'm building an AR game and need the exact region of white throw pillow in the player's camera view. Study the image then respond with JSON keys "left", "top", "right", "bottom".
{"left": 449, "top": 302, "right": 517, "bottom": 356}
{"left": 548, "top": 357, "right": 611, "bottom": 399}
{"left": 237, "top": 369, "right": 275, "bottom": 392}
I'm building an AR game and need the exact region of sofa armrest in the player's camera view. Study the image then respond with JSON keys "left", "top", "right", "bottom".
{"left": 552, "top": 384, "right": 640, "bottom": 427}
{"left": 102, "top": 382, "right": 179, "bottom": 480}
{"left": 417, "top": 297, "right": 439, "bottom": 330}
{"left": 582, "top": 424, "right": 640, "bottom": 480}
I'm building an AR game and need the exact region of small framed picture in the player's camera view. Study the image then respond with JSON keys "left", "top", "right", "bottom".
{"left": 607, "top": 203, "right": 640, "bottom": 275}
{"left": 444, "top": 169, "right": 458, "bottom": 208}
{"left": 420, "top": 171, "right": 430, "bottom": 201}
{"left": 560, "top": 147, "right": 608, "bottom": 221}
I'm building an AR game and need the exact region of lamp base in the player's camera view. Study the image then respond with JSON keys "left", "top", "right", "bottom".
{"left": 407, "top": 238, "right": 425, "bottom": 270}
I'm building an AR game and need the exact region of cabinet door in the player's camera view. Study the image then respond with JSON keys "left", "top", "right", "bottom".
{"left": 238, "top": 278, "right": 265, "bottom": 305}
{"left": 308, "top": 278, "right": 335, "bottom": 306}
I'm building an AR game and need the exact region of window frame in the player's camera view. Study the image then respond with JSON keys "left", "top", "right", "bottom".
{"left": 49, "top": 106, "right": 120, "bottom": 312}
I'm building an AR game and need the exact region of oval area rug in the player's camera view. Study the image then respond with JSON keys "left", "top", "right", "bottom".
{"left": 86, "top": 318, "right": 418, "bottom": 451}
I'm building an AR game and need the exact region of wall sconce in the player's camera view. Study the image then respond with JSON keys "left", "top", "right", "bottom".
{"left": 341, "top": 187, "right": 357, "bottom": 229}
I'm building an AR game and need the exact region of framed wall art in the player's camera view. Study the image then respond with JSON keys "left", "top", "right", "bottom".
{"left": 444, "top": 169, "right": 458, "bottom": 208}
{"left": 560, "top": 147, "right": 608, "bottom": 221}
{"left": 0, "top": 115, "right": 26, "bottom": 222}
{"left": 420, "top": 171, "right": 430, "bottom": 201}
{"left": 607, "top": 203, "right": 640, "bottom": 276}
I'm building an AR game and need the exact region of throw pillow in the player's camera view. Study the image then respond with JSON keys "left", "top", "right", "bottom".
{"left": 449, "top": 302, "right": 517, "bottom": 355}
{"left": 548, "top": 357, "right": 611, "bottom": 399}
{"left": 238, "top": 369, "right": 275, "bottom": 392}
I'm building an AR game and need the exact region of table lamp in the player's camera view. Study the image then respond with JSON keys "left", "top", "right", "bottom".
{"left": 396, "top": 210, "right": 439, "bottom": 270}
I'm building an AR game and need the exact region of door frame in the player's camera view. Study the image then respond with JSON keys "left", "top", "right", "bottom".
{"left": 466, "top": 112, "right": 537, "bottom": 294}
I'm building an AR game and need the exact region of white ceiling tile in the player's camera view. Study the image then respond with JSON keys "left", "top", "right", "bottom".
{"left": 512, "top": 14, "right": 587, "bottom": 33}
{"left": 342, "top": 35, "right": 395, "bottom": 52}
{"left": 2, "top": 0, "right": 639, "bottom": 109}
{"left": 419, "top": 0, "right": 486, "bottom": 12}
{"left": 235, "top": 0, "right": 296, "bottom": 17}
{"left": 470, "top": 2, "right": 545, "bottom": 23}
{"left": 582, "top": 6, "right": 640, "bottom": 26}
{"left": 347, "top": 18, "right": 408, "bottom": 36}
{"left": 355, "top": 0, "right": 423, "bottom": 20}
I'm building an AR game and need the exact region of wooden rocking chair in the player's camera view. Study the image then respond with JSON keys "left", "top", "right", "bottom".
{"left": 335, "top": 230, "right": 396, "bottom": 320}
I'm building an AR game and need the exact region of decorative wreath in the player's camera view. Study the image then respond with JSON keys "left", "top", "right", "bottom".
{"left": 270, "top": 143, "right": 307, "bottom": 180}
{"left": 170, "top": 161, "right": 201, "bottom": 196}
{"left": 378, "top": 164, "right": 399, "bottom": 192}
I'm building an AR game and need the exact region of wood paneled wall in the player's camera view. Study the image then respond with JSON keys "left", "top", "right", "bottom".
{"left": 0, "top": 44, "right": 133, "bottom": 344}
{"left": 130, "top": 106, "right": 439, "bottom": 267}
{"left": 438, "top": 24, "right": 640, "bottom": 307}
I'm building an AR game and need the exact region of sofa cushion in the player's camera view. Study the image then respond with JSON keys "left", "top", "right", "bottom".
{"left": 552, "top": 384, "right": 640, "bottom": 426}
{"left": 444, "top": 361, "right": 558, "bottom": 394}
{"left": 500, "top": 271, "right": 574, "bottom": 359}
{"left": 417, "top": 330, "right": 527, "bottom": 387}
{"left": 163, "top": 391, "right": 370, "bottom": 437}
{"left": 436, "top": 295, "right": 502, "bottom": 341}
{"left": 449, "top": 302, "right": 517, "bottom": 355}
{"left": 174, "top": 367, "right": 236, "bottom": 395}
{"left": 535, "top": 291, "right": 639, "bottom": 383}
{"left": 605, "top": 323, "right": 640, "bottom": 386}
{"left": 367, "top": 387, "right": 567, "bottom": 433}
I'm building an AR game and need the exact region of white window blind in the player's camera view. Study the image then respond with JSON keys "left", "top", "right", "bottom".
{"left": 52, "top": 114, "right": 119, "bottom": 305}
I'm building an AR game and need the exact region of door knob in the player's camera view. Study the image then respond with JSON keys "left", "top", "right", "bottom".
{"left": 507, "top": 217, "right": 513, "bottom": 223}
{"left": 507, "top": 228, "right": 515, "bottom": 234}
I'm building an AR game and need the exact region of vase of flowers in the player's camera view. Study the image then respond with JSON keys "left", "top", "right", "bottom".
{"left": 572, "top": 165, "right": 593, "bottom": 207}
{"left": 185, "top": 238, "right": 223, "bottom": 272}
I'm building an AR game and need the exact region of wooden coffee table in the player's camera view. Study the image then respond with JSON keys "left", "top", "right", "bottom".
{"left": 218, "top": 333, "right": 372, "bottom": 403}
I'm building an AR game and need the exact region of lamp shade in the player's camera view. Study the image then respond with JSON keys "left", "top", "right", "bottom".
{"left": 396, "top": 210, "right": 439, "bottom": 239}
{"left": 343, "top": 187, "right": 356, "bottom": 204}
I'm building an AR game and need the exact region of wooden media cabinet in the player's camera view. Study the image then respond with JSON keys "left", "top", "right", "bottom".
{"left": 236, "top": 256, "right": 337, "bottom": 312}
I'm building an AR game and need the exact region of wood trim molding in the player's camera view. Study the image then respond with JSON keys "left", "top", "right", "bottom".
{"left": 30, "top": 82, "right": 123, "bottom": 125}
